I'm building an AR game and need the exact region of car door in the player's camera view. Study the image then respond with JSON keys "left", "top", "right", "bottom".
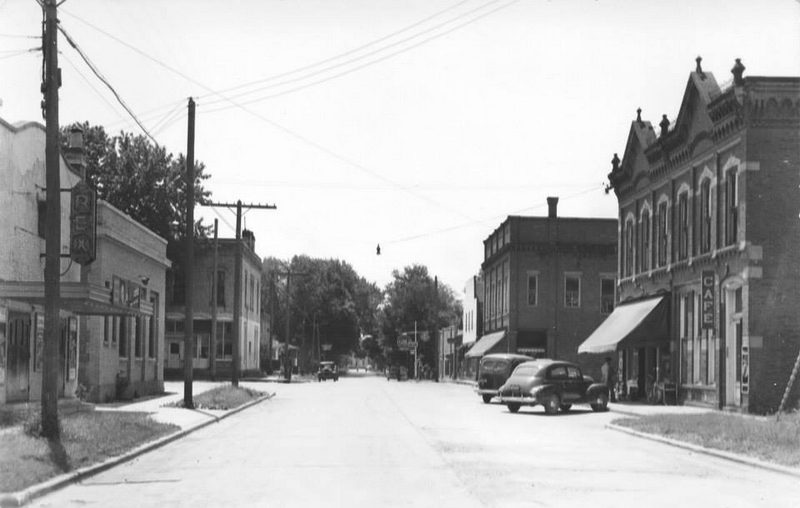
{"left": 563, "top": 366, "right": 585, "bottom": 402}
{"left": 546, "top": 365, "right": 568, "bottom": 400}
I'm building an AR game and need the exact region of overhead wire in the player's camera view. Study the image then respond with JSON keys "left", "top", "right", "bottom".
{"left": 201, "top": 0, "right": 518, "bottom": 110}
{"left": 57, "top": 23, "right": 158, "bottom": 144}
{"left": 199, "top": 0, "right": 487, "bottom": 106}
{"left": 61, "top": 51, "right": 126, "bottom": 122}
{"left": 382, "top": 184, "right": 609, "bottom": 246}
{"left": 56, "top": 1, "right": 522, "bottom": 225}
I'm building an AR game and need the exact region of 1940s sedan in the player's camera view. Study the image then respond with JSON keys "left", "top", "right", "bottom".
{"left": 497, "top": 359, "right": 609, "bottom": 414}
{"left": 475, "top": 353, "right": 532, "bottom": 403}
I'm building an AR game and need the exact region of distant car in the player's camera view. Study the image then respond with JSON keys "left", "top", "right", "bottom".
{"left": 497, "top": 359, "right": 609, "bottom": 414}
{"left": 386, "top": 365, "right": 408, "bottom": 381}
{"left": 475, "top": 353, "right": 532, "bottom": 403}
{"left": 318, "top": 361, "right": 339, "bottom": 382}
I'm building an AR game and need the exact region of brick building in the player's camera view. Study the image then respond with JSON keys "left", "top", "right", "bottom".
{"left": 165, "top": 232, "right": 263, "bottom": 378}
{"left": 467, "top": 198, "right": 617, "bottom": 376}
{"left": 591, "top": 58, "right": 800, "bottom": 413}
{"left": 78, "top": 200, "right": 169, "bottom": 402}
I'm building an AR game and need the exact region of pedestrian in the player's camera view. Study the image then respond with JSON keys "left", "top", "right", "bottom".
{"left": 601, "top": 357, "right": 617, "bottom": 402}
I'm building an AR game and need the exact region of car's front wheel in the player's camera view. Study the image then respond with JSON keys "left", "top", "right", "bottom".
{"left": 559, "top": 404, "right": 572, "bottom": 412}
{"left": 482, "top": 394, "right": 492, "bottom": 404}
{"left": 591, "top": 392, "right": 609, "bottom": 412}
{"left": 544, "top": 394, "right": 560, "bottom": 415}
{"left": 507, "top": 403, "right": 521, "bottom": 413}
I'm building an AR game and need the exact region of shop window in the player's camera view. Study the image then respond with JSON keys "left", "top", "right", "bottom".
{"left": 198, "top": 335, "right": 209, "bottom": 359}
{"left": 601, "top": 278, "right": 615, "bottom": 314}
{"left": 564, "top": 276, "right": 580, "bottom": 308}
{"left": 527, "top": 273, "right": 538, "bottom": 306}
{"left": 134, "top": 318, "right": 143, "bottom": 358}
{"left": 119, "top": 317, "right": 128, "bottom": 358}
{"left": 169, "top": 342, "right": 180, "bottom": 355}
{"left": 103, "top": 316, "right": 111, "bottom": 346}
{"left": 149, "top": 292, "right": 158, "bottom": 358}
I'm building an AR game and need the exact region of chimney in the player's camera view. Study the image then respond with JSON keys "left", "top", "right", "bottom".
{"left": 731, "top": 58, "right": 745, "bottom": 86}
{"left": 242, "top": 229, "right": 255, "bottom": 250}
{"left": 547, "top": 196, "right": 559, "bottom": 219}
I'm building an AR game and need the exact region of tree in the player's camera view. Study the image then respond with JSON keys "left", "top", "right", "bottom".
{"left": 378, "top": 265, "right": 462, "bottom": 374}
{"left": 261, "top": 256, "right": 382, "bottom": 370}
{"left": 60, "top": 122, "right": 212, "bottom": 253}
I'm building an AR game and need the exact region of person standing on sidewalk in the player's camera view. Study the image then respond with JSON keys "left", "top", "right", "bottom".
{"left": 601, "top": 357, "right": 617, "bottom": 402}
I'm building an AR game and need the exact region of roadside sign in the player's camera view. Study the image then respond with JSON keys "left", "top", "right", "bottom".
{"left": 397, "top": 335, "right": 417, "bottom": 350}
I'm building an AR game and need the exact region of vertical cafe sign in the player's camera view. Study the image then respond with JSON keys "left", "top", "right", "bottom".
{"left": 70, "top": 180, "right": 97, "bottom": 266}
{"left": 701, "top": 271, "right": 715, "bottom": 329}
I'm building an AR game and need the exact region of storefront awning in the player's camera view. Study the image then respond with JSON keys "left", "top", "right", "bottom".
{"left": 0, "top": 280, "right": 152, "bottom": 316}
{"left": 465, "top": 330, "right": 506, "bottom": 358}
{"left": 578, "top": 296, "right": 667, "bottom": 354}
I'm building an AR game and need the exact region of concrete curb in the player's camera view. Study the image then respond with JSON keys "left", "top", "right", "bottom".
{"left": 606, "top": 422, "right": 800, "bottom": 479}
{"left": 0, "top": 392, "right": 275, "bottom": 508}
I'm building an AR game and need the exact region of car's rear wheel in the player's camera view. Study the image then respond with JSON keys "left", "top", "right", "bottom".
{"left": 507, "top": 403, "right": 521, "bottom": 413}
{"left": 544, "top": 394, "right": 560, "bottom": 415}
{"left": 591, "top": 392, "right": 609, "bottom": 412}
{"left": 482, "top": 394, "right": 492, "bottom": 404}
{"left": 559, "top": 404, "right": 572, "bottom": 412}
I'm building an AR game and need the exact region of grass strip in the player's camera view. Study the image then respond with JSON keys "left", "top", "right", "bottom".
{"left": 169, "top": 385, "right": 266, "bottom": 410}
{"left": 613, "top": 412, "right": 800, "bottom": 467}
{"left": 0, "top": 410, "right": 177, "bottom": 493}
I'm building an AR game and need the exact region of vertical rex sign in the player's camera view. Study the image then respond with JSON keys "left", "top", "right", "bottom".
{"left": 69, "top": 180, "right": 96, "bottom": 266}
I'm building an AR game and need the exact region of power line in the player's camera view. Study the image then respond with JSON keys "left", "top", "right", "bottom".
{"left": 199, "top": 0, "right": 486, "bottom": 106}
{"left": 56, "top": 2, "right": 517, "bottom": 225}
{"left": 201, "top": 0, "right": 517, "bottom": 110}
{"left": 383, "top": 184, "right": 607, "bottom": 245}
{"left": 61, "top": 51, "right": 126, "bottom": 123}
{"left": 57, "top": 23, "right": 158, "bottom": 144}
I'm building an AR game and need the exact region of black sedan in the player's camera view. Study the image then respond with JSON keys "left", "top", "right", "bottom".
{"left": 497, "top": 359, "right": 609, "bottom": 414}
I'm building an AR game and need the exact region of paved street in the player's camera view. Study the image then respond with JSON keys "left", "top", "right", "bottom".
{"left": 31, "top": 375, "right": 800, "bottom": 508}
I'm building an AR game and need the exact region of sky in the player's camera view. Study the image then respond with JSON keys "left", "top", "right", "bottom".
{"left": 2, "top": 0, "right": 799, "bottom": 294}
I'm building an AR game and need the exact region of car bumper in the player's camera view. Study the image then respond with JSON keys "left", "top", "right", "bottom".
{"left": 498, "top": 395, "right": 538, "bottom": 406}
{"left": 475, "top": 388, "right": 498, "bottom": 396}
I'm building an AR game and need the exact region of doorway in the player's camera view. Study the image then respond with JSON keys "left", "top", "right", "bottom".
{"left": 7, "top": 312, "right": 31, "bottom": 402}
{"left": 724, "top": 284, "right": 744, "bottom": 407}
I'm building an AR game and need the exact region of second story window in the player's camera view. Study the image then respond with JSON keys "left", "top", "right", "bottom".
{"left": 624, "top": 218, "right": 635, "bottom": 277}
{"left": 699, "top": 180, "right": 711, "bottom": 254}
{"left": 210, "top": 270, "right": 226, "bottom": 307}
{"left": 565, "top": 275, "right": 580, "bottom": 308}
{"left": 657, "top": 201, "right": 668, "bottom": 267}
{"left": 725, "top": 170, "right": 738, "bottom": 246}
{"left": 527, "top": 272, "right": 538, "bottom": 306}
{"left": 601, "top": 278, "right": 615, "bottom": 314}
{"left": 640, "top": 210, "right": 650, "bottom": 272}
{"left": 678, "top": 192, "right": 689, "bottom": 261}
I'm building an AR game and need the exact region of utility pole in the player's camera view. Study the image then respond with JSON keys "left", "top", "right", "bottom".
{"left": 434, "top": 276, "right": 439, "bottom": 383}
{"left": 274, "top": 268, "right": 307, "bottom": 381}
{"left": 202, "top": 201, "right": 275, "bottom": 386}
{"left": 210, "top": 218, "right": 218, "bottom": 380}
{"left": 41, "top": 0, "right": 61, "bottom": 439}
{"left": 183, "top": 98, "right": 196, "bottom": 409}
{"left": 268, "top": 273, "right": 275, "bottom": 375}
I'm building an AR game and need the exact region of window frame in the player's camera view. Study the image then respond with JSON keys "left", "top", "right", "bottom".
{"left": 564, "top": 274, "right": 581, "bottom": 308}
{"left": 527, "top": 271, "right": 539, "bottom": 307}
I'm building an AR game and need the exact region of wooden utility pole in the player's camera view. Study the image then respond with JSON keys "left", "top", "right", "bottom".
{"left": 268, "top": 273, "right": 275, "bottom": 375}
{"left": 210, "top": 218, "right": 218, "bottom": 380}
{"left": 202, "top": 201, "right": 275, "bottom": 386}
{"left": 183, "top": 98, "right": 196, "bottom": 409}
{"left": 274, "top": 268, "right": 307, "bottom": 381}
{"left": 434, "top": 276, "right": 439, "bottom": 383}
{"left": 41, "top": 0, "right": 61, "bottom": 439}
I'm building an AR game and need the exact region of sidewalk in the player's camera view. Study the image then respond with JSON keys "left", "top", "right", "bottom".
{"left": 1, "top": 381, "right": 273, "bottom": 507}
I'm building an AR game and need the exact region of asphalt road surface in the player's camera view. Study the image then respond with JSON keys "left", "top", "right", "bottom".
{"left": 31, "top": 374, "right": 800, "bottom": 507}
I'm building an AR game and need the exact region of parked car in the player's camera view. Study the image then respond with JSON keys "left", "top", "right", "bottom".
{"left": 476, "top": 353, "right": 532, "bottom": 403}
{"left": 386, "top": 365, "right": 408, "bottom": 381}
{"left": 497, "top": 359, "right": 609, "bottom": 414}
{"left": 318, "top": 361, "right": 339, "bottom": 382}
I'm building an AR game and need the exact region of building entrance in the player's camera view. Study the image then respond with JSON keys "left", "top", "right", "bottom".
{"left": 7, "top": 312, "right": 31, "bottom": 402}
